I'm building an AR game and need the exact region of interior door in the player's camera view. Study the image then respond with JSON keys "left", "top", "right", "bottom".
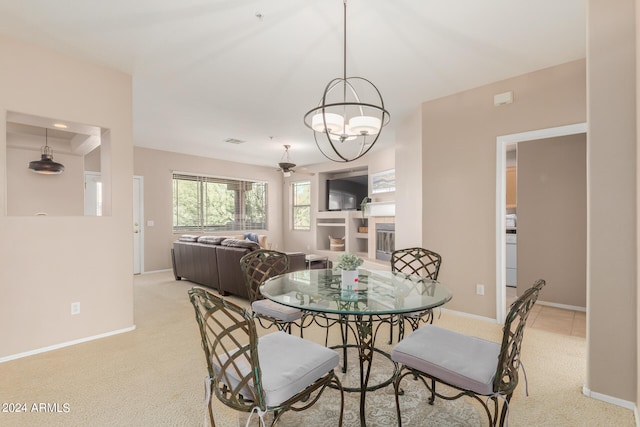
{"left": 84, "top": 172, "right": 102, "bottom": 216}
{"left": 133, "top": 176, "right": 143, "bottom": 274}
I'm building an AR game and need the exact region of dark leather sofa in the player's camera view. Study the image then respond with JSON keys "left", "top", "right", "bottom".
{"left": 171, "top": 235, "right": 306, "bottom": 299}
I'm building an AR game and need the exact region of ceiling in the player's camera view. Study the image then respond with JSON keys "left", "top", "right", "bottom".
{"left": 0, "top": 0, "right": 586, "bottom": 168}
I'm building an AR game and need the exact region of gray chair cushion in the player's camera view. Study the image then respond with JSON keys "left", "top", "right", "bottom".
{"left": 252, "top": 299, "right": 302, "bottom": 323}
{"left": 391, "top": 324, "right": 500, "bottom": 395}
{"left": 215, "top": 331, "right": 339, "bottom": 407}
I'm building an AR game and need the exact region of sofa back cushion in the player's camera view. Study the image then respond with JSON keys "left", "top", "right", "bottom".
{"left": 221, "top": 238, "right": 260, "bottom": 251}
{"left": 197, "top": 236, "right": 226, "bottom": 245}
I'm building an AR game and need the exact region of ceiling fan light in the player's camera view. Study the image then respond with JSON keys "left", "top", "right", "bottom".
{"left": 349, "top": 115, "right": 381, "bottom": 135}
{"left": 278, "top": 162, "right": 296, "bottom": 171}
{"left": 311, "top": 112, "right": 344, "bottom": 133}
{"left": 278, "top": 145, "right": 296, "bottom": 176}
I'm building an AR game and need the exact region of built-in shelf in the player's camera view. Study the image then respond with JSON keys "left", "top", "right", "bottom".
{"left": 365, "top": 201, "right": 395, "bottom": 217}
{"left": 315, "top": 210, "right": 368, "bottom": 254}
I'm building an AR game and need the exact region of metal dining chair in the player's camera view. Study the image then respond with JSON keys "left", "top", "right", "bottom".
{"left": 240, "top": 249, "right": 303, "bottom": 334}
{"left": 389, "top": 247, "right": 442, "bottom": 343}
{"left": 188, "top": 286, "right": 344, "bottom": 427}
{"left": 391, "top": 279, "right": 545, "bottom": 427}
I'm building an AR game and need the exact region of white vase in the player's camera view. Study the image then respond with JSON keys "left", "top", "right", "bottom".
{"left": 341, "top": 269, "right": 359, "bottom": 290}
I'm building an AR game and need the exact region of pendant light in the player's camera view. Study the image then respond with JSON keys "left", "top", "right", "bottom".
{"left": 278, "top": 145, "right": 296, "bottom": 177}
{"left": 28, "top": 128, "right": 65, "bottom": 174}
{"left": 303, "top": 0, "right": 390, "bottom": 162}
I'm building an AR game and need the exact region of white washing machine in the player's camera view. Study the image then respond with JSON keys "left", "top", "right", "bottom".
{"left": 506, "top": 233, "right": 517, "bottom": 287}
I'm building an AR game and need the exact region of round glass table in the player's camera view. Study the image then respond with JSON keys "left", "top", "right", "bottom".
{"left": 261, "top": 268, "right": 452, "bottom": 427}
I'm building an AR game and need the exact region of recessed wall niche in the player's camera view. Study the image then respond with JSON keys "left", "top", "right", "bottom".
{"left": 6, "top": 111, "right": 111, "bottom": 216}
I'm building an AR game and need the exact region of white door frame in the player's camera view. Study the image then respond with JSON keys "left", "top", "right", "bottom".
{"left": 495, "top": 123, "right": 587, "bottom": 322}
{"left": 133, "top": 175, "right": 144, "bottom": 275}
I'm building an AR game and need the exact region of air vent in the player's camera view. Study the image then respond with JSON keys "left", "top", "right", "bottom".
{"left": 224, "top": 138, "right": 246, "bottom": 145}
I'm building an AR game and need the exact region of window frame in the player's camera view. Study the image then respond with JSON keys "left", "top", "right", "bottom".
{"left": 291, "top": 180, "right": 311, "bottom": 231}
{"left": 172, "top": 172, "right": 268, "bottom": 233}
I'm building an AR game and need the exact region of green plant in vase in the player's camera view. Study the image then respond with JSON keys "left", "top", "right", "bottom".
{"left": 335, "top": 253, "right": 364, "bottom": 291}
{"left": 359, "top": 197, "right": 371, "bottom": 230}
{"left": 335, "top": 252, "right": 364, "bottom": 271}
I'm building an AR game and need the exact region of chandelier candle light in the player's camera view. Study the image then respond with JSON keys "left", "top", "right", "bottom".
{"left": 304, "top": 0, "right": 390, "bottom": 162}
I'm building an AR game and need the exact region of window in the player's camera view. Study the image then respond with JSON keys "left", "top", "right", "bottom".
{"left": 173, "top": 173, "right": 267, "bottom": 232}
{"left": 292, "top": 181, "right": 311, "bottom": 231}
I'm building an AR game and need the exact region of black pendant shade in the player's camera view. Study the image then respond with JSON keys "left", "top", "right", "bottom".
{"left": 28, "top": 129, "right": 65, "bottom": 174}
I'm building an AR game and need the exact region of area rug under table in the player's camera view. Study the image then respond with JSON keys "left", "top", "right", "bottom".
{"left": 237, "top": 347, "right": 481, "bottom": 426}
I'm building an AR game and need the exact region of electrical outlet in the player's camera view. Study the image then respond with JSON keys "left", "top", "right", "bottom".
{"left": 476, "top": 284, "right": 485, "bottom": 296}
{"left": 71, "top": 302, "right": 81, "bottom": 315}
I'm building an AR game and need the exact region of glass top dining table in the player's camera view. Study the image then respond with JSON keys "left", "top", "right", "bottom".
{"left": 261, "top": 268, "right": 453, "bottom": 427}
{"left": 260, "top": 268, "right": 452, "bottom": 316}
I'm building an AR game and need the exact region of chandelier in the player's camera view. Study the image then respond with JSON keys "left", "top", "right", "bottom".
{"left": 303, "top": 0, "right": 390, "bottom": 163}
{"left": 28, "top": 128, "right": 65, "bottom": 174}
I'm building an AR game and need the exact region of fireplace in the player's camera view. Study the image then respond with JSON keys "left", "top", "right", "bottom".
{"left": 376, "top": 223, "right": 395, "bottom": 261}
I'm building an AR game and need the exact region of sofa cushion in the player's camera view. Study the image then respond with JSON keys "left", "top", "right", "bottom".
{"left": 197, "top": 236, "right": 226, "bottom": 245}
{"left": 221, "top": 238, "right": 260, "bottom": 251}
{"left": 178, "top": 234, "right": 199, "bottom": 242}
{"left": 244, "top": 232, "right": 259, "bottom": 243}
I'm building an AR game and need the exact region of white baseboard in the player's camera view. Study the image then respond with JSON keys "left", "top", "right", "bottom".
{"left": 441, "top": 308, "right": 499, "bottom": 323}
{"left": 583, "top": 385, "right": 636, "bottom": 411}
{"left": 537, "top": 300, "right": 586, "bottom": 313}
{"left": 0, "top": 325, "right": 136, "bottom": 364}
{"left": 138, "top": 268, "right": 172, "bottom": 275}
{"left": 635, "top": 405, "right": 639, "bottom": 427}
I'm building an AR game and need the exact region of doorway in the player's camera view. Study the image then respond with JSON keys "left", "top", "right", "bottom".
{"left": 495, "top": 123, "right": 587, "bottom": 322}
{"left": 133, "top": 176, "right": 144, "bottom": 275}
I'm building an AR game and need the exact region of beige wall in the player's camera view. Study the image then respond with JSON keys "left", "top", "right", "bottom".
{"left": 517, "top": 134, "right": 587, "bottom": 307}
{"left": 133, "top": 147, "right": 285, "bottom": 272}
{"left": 587, "top": 0, "right": 637, "bottom": 403}
{"left": 395, "top": 108, "right": 423, "bottom": 249}
{"left": 0, "top": 36, "right": 133, "bottom": 358}
{"left": 421, "top": 59, "right": 586, "bottom": 318}
{"left": 636, "top": 0, "right": 640, "bottom": 414}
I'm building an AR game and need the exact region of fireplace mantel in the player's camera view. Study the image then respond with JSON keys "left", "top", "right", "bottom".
{"left": 365, "top": 201, "right": 395, "bottom": 217}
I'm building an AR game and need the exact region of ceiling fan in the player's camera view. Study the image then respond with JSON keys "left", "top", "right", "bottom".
{"left": 278, "top": 145, "right": 296, "bottom": 177}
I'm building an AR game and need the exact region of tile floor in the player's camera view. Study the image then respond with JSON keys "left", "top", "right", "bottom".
{"left": 506, "top": 286, "right": 586, "bottom": 337}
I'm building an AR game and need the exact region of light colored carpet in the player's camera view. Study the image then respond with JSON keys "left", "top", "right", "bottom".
{"left": 0, "top": 270, "right": 634, "bottom": 426}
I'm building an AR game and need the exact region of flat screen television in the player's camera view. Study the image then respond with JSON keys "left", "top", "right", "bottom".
{"left": 326, "top": 175, "right": 368, "bottom": 211}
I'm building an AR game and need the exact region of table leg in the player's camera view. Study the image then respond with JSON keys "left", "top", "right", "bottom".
{"left": 340, "top": 314, "right": 349, "bottom": 374}
{"left": 353, "top": 314, "right": 374, "bottom": 427}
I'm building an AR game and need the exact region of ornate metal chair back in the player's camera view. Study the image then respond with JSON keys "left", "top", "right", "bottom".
{"left": 240, "top": 249, "right": 290, "bottom": 304}
{"left": 188, "top": 287, "right": 265, "bottom": 414}
{"left": 493, "top": 279, "right": 546, "bottom": 395}
{"left": 391, "top": 247, "right": 441, "bottom": 280}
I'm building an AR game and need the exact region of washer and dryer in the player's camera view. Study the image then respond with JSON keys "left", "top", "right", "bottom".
{"left": 506, "top": 231, "right": 517, "bottom": 287}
